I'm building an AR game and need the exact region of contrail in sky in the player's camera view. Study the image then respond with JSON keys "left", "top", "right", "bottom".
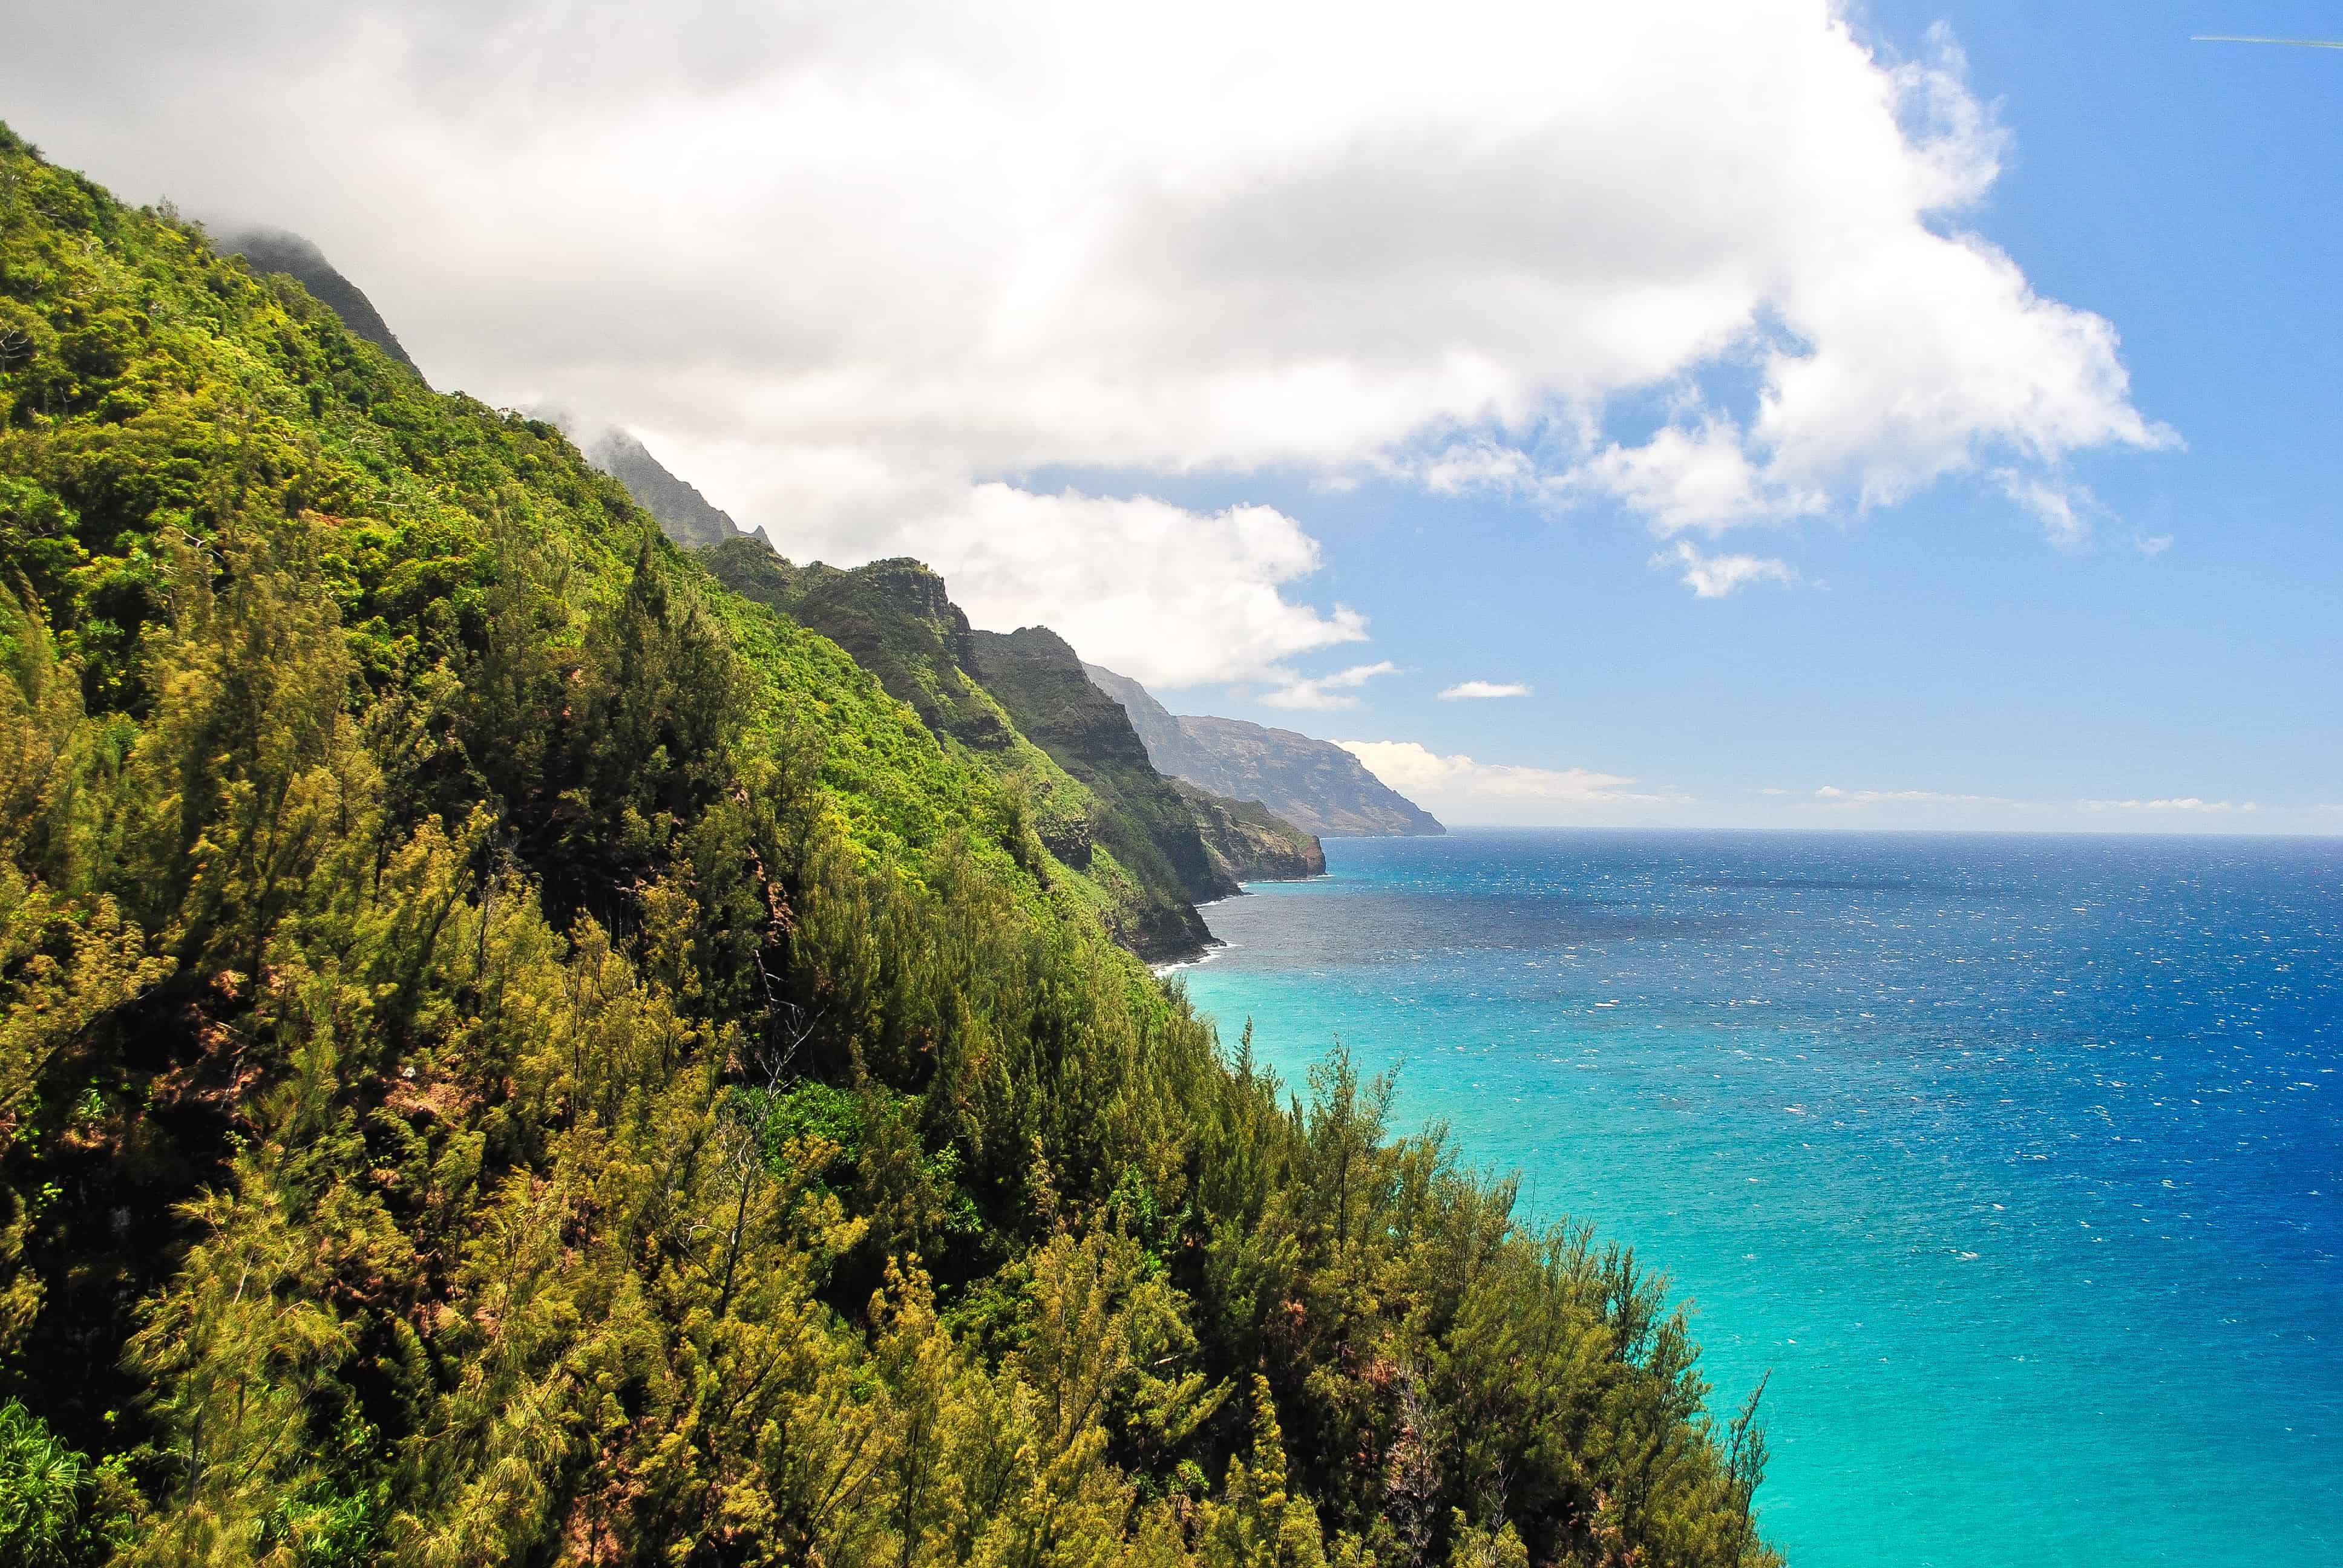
{"left": 2192, "top": 35, "right": 2343, "bottom": 48}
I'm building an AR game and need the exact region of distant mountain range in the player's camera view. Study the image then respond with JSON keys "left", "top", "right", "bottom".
{"left": 216, "top": 226, "right": 425, "bottom": 380}
{"left": 1083, "top": 664, "right": 1444, "bottom": 837}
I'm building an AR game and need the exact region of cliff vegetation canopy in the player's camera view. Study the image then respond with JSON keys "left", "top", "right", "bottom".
{"left": 0, "top": 124, "right": 1775, "bottom": 1567}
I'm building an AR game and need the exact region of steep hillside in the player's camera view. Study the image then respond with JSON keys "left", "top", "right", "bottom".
{"left": 698, "top": 537, "right": 1218, "bottom": 959}
{"left": 214, "top": 224, "right": 425, "bottom": 380}
{"left": 1085, "top": 655, "right": 1191, "bottom": 763}
{"left": 1087, "top": 664, "right": 1446, "bottom": 836}
{"left": 586, "top": 426, "right": 747, "bottom": 549}
{"left": 1175, "top": 779, "right": 1326, "bottom": 882}
{"left": 0, "top": 126, "right": 1772, "bottom": 1567}
{"left": 966, "top": 626, "right": 1240, "bottom": 908}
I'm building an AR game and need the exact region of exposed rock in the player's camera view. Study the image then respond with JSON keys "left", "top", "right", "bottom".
{"left": 966, "top": 624, "right": 1242, "bottom": 912}
{"left": 1174, "top": 779, "right": 1325, "bottom": 883}
{"left": 585, "top": 428, "right": 747, "bottom": 550}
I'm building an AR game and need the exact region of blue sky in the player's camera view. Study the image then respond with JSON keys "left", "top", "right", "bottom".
{"left": 1059, "top": 6, "right": 2343, "bottom": 831}
{"left": 5, "top": 2, "right": 2335, "bottom": 831}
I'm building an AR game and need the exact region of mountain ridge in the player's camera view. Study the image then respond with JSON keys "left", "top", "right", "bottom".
{"left": 585, "top": 427, "right": 748, "bottom": 550}
{"left": 1085, "top": 662, "right": 1446, "bottom": 837}
{"left": 214, "top": 224, "right": 425, "bottom": 380}
{"left": 698, "top": 537, "right": 1239, "bottom": 959}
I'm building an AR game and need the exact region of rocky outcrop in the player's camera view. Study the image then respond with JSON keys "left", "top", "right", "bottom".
{"left": 699, "top": 541, "right": 1011, "bottom": 746}
{"left": 1174, "top": 780, "right": 1325, "bottom": 883}
{"left": 585, "top": 429, "right": 749, "bottom": 550}
{"left": 697, "top": 537, "right": 1222, "bottom": 961}
{"left": 1084, "top": 664, "right": 1445, "bottom": 837}
{"left": 217, "top": 226, "right": 425, "bottom": 380}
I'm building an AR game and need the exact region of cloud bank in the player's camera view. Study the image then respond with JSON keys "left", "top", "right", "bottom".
{"left": 1338, "top": 740, "right": 1670, "bottom": 824}
{"left": 2, "top": 0, "right": 2168, "bottom": 662}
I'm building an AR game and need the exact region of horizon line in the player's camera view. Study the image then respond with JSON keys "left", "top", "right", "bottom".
{"left": 1336, "top": 823, "right": 2343, "bottom": 840}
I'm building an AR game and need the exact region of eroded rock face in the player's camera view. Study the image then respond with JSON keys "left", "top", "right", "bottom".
{"left": 1084, "top": 664, "right": 1445, "bottom": 837}
{"left": 966, "top": 624, "right": 1241, "bottom": 912}
{"left": 1173, "top": 780, "right": 1325, "bottom": 884}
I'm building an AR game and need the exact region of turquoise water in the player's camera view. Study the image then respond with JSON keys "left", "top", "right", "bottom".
{"left": 1176, "top": 831, "right": 2342, "bottom": 1568}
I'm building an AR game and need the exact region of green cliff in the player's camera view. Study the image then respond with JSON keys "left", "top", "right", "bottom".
{"left": 698, "top": 537, "right": 1222, "bottom": 960}
{"left": 0, "top": 126, "right": 1774, "bottom": 1567}
{"left": 964, "top": 623, "right": 1243, "bottom": 910}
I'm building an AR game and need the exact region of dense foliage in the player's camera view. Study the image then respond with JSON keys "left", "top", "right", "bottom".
{"left": 0, "top": 123, "right": 1777, "bottom": 1566}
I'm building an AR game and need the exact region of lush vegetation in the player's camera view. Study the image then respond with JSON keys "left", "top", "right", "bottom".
{"left": 0, "top": 124, "right": 1777, "bottom": 1566}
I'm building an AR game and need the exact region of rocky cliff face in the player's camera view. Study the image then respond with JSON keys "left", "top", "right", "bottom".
{"left": 965, "top": 625, "right": 1242, "bottom": 913}
{"left": 1084, "top": 664, "right": 1445, "bottom": 837}
{"left": 217, "top": 226, "right": 425, "bottom": 379}
{"left": 1084, "top": 659, "right": 1190, "bottom": 768}
{"left": 1173, "top": 780, "right": 1325, "bottom": 883}
{"left": 586, "top": 429, "right": 748, "bottom": 550}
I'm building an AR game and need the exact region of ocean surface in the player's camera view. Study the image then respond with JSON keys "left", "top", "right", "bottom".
{"left": 1176, "top": 831, "right": 2341, "bottom": 1568}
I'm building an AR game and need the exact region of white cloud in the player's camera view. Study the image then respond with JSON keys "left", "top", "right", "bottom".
{"left": 1, "top": 0, "right": 2169, "bottom": 653}
{"left": 1656, "top": 541, "right": 1801, "bottom": 598}
{"left": 1409, "top": 439, "right": 1541, "bottom": 497}
{"left": 859, "top": 484, "right": 1367, "bottom": 688}
{"left": 2080, "top": 797, "right": 2259, "bottom": 814}
{"left": 1996, "top": 471, "right": 2100, "bottom": 551}
{"left": 1338, "top": 739, "right": 1672, "bottom": 824}
{"left": 1260, "top": 661, "right": 1398, "bottom": 712}
{"left": 1581, "top": 420, "right": 1813, "bottom": 534}
{"left": 2135, "top": 533, "right": 2174, "bottom": 557}
{"left": 1438, "top": 680, "right": 1532, "bottom": 701}
{"left": 1815, "top": 785, "right": 2022, "bottom": 808}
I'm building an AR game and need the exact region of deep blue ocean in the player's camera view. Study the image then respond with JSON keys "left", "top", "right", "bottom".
{"left": 1175, "top": 831, "right": 2341, "bottom": 1568}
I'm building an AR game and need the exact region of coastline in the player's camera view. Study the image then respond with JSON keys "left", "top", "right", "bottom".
{"left": 1178, "top": 828, "right": 2343, "bottom": 1568}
